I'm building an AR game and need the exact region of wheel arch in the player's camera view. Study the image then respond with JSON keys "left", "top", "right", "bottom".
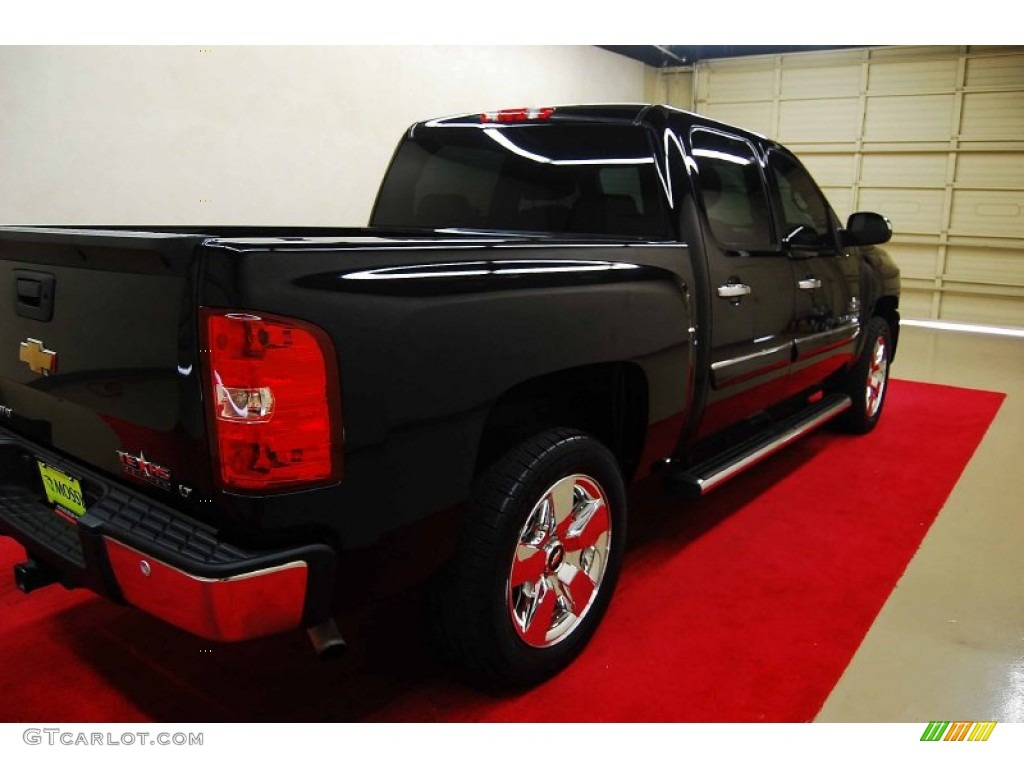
{"left": 474, "top": 361, "right": 650, "bottom": 484}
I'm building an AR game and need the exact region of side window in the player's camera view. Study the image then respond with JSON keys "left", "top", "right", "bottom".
{"left": 769, "top": 151, "right": 834, "bottom": 248}
{"left": 689, "top": 129, "right": 773, "bottom": 250}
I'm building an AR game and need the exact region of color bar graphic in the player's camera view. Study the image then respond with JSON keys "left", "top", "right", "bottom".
{"left": 921, "top": 721, "right": 996, "bottom": 741}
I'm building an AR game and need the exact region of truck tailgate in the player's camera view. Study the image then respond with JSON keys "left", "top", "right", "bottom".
{"left": 0, "top": 227, "right": 212, "bottom": 512}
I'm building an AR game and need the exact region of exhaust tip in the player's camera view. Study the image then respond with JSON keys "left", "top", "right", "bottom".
{"left": 307, "top": 618, "right": 347, "bottom": 660}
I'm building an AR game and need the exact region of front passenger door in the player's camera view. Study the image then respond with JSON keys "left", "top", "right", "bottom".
{"left": 767, "top": 149, "right": 861, "bottom": 397}
{"left": 689, "top": 129, "right": 797, "bottom": 439}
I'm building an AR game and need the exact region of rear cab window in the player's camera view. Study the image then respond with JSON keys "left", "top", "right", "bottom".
{"left": 688, "top": 128, "right": 775, "bottom": 252}
{"left": 372, "top": 124, "right": 673, "bottom": 239}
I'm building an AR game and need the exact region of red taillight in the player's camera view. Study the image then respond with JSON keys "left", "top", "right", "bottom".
{"left": 200, "top": 309, "right": 341, "bottom": 491}
{"left": 480, "top": 106, "right": 555, "bottom": 123}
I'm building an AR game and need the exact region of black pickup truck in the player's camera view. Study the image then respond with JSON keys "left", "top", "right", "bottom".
{"left": 0, "top": 104, "right": 899, "bottom": 684}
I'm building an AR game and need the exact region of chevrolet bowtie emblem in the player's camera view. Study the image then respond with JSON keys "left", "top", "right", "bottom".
{"left": 19, "top": 338, "right": 57, "bottom": 376}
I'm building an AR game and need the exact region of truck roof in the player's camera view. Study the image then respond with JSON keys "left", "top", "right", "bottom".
{"left": 414, "top": 103, "right": 769, "bottom": 143}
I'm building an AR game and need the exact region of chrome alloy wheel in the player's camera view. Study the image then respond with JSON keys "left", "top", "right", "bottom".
{"left": 506, "top": 474, "right": 612, "bottom": 648}
{"left": 865, "top": 334, "right": 889, "bottom": 420}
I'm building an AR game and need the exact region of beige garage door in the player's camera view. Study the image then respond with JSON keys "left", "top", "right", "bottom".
{"left": 649, "top": 46, "right": 1024, "bottom": 328}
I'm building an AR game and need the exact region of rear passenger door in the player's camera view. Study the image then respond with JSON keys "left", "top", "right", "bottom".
{"left": 688, "top": 128, "right": 797, "bottom": 438}
{"left": 767, "top": 149, "right": 860, "bottom": 396}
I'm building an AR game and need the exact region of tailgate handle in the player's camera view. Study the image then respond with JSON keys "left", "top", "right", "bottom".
{"left": 17, "top": 279, "right": 42, "bottom": 303}
{"left": 13, "top": 270, "right": 56, "bottom": 322}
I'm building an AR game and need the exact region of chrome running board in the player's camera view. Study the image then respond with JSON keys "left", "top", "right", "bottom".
{"left": 668, "top": 393, "right": 852, "bottom": 498}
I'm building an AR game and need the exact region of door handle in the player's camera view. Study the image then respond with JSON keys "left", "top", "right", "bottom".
{"left": 798, "top": 277, "right": 822, "bottom": 290}
{"left": 717, "top": 283, "right": 752, "bottom": 299}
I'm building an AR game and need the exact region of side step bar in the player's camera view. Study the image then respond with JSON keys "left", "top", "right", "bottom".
{"left": 668, "top": 393, "right": 852, "bottom": 498}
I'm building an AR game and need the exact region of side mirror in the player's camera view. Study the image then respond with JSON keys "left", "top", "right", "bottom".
{"left": 843, "top": 212, "right": 892, "bottom": 246}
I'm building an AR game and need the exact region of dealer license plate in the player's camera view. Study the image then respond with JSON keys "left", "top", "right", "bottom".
{"left": 37, "top": 462, "right": 87, "bottom": 519}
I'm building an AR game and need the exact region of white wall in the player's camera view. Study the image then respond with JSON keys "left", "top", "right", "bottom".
{"left": 0, "top": 46, "right": 646, "bottom": 226}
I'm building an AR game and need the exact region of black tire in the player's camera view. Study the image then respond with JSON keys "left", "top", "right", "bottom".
{"left": 429, "top": 428, "right": 627, "bottom": 687}
{"left": 837, "top": 315, "right": 893, "bottom": 434}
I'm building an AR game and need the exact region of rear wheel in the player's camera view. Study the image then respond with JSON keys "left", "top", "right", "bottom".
{"left": 838, "top": 315, "right": 892, "bottom": 434}
{"left": 430, "top": 428, "right": 626, "bottom": 686}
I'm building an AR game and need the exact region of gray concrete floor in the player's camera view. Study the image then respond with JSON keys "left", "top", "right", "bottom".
{"left": 816, "top": 325, "right": 1024, "bottom": 722}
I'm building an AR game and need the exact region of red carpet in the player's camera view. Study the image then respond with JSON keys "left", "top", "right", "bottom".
{"left": 0, "top": 379, "right": 1005, "bottom": 722}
